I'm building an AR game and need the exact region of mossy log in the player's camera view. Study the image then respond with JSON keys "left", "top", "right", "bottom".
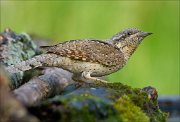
{"left": 0, "top": 29, "right": 167, "bottom": 122}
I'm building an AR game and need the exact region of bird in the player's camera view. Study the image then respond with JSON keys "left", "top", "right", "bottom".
{"left": 6, "top": 28, "right": 152, "bottom": 83}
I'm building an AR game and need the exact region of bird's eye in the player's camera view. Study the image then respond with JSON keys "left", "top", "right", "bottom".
{"left": 127, "top": 32, "right": 131, "bottom": 35}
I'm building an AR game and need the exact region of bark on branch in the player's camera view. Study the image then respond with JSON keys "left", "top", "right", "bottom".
{"left": 13, "top": 68, "right": 80, "bottom": 105}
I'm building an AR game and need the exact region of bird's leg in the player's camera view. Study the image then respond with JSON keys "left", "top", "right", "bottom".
{"left": 81, "top": 71, "right": 108, "bottom": 84}
{"left": 72, "top": 72, "right": 108, "bottom": 84}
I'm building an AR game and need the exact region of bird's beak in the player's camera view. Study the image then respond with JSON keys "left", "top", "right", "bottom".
{"left": 140, "top": 32, "right": 152, "bottom": 37}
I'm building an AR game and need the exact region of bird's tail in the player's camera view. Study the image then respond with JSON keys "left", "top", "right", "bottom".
{"left": 6, "top": 54, "right": 58, "bottom": 73}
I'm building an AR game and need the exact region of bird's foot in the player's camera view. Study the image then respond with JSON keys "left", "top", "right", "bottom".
{"left": 81, "top": 71, "right": 108, "bottom": 85}
{"left": 72, "top": 72, "right": 108, "bottom": 85}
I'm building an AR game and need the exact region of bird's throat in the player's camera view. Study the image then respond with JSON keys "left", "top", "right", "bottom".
{"left": 120, "top": 45, "right": 137, "bottom": 61}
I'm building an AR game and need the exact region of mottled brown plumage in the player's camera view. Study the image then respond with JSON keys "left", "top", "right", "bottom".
{"left": 41, "top": 40, "right": 125, "bottom": 67}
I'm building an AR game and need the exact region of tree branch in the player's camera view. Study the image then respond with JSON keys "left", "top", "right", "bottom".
{"left": 13, "top": 68, "right": 81, "bottom": 105}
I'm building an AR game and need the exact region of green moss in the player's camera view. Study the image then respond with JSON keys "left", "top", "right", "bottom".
{"left": 52, "top": 95, "right": 121, "bottom": 122}
{"left": 114, "top": 95, "right": 150, "bottom": 122}
{"left": 29, "top": 94, "right": 122, "bottom": 122}
{"left": 127, "top": 89, "right": 168, "bottom": 122}
{"left": 28, "top": 83, "right": 167, "bottom": 122}
{"left": 90, "top": 83, "right": 168, "bottom": 122}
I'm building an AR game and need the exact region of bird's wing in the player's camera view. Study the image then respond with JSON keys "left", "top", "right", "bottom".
{"left": 40, "top": 39, "right": 125, "bottom": 67}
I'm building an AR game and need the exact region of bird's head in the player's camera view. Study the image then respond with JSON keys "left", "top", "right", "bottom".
{"left": 109, "top": 28, "right": 152, "bottom": 60}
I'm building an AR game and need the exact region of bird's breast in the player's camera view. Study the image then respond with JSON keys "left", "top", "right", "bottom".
{"left": 53, "top": 56, "right": 123, "bottom": 77}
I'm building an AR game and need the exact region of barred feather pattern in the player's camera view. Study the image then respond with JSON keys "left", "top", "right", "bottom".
{"left": 41, "top": 39, "right": 125, "bottom": 67}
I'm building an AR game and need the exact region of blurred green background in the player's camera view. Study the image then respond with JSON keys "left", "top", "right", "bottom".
{"left": 0, "top": 1, "right": 179, "bottom": 95}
